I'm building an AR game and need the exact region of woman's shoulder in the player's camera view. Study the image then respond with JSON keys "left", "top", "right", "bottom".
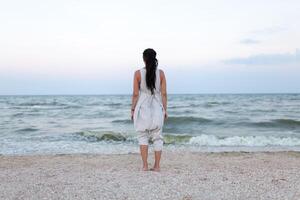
{"left": 158, "top": 68, "right": 165, "bottom": 77}
{"left": 158, "top": 68, "right": 164, "bottom": 73}
{"left": 134, "top": 67, "right": 145, "bottom": 73}
{"left": 134, "top": 67, "right": 143, "bottom": 72}
{"left": 134, "top": 68, "right": 143, "bottom": 79}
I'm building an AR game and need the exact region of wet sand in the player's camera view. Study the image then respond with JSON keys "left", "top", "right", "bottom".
{"left": 1, "top": 151, "right": 300, "bottom": 200}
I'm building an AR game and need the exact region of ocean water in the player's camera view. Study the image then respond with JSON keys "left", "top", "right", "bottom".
{"left": 1, "top": 94, "right": 300, "bottom": 155}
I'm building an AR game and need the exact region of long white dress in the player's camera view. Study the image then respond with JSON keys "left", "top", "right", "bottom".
{"left": 133, "top": 67, "right": 165, "bottom": 132}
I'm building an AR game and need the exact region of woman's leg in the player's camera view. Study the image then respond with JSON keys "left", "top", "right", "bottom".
{"left": 151, "top": 129, "right": 164, "bottom": 171}
{"left": 153, "top": 150, "right": 162, "bottom": 170}
{"left": 138, "top": 130, "right": 149, "bottom": 171}
{"left": 140, "top": 145, "right": 149, "bottom": 170}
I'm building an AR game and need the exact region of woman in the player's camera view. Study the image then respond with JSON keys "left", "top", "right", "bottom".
{"left": 131, "top": 48, "right": 168, "bottom": 172}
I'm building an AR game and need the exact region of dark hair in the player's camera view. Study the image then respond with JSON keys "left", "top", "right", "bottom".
{"left": 143, "top": 48, "right": 158, "bottom": 95}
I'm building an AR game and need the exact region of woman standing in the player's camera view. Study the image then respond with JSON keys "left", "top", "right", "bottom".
{"left": 131, "top": 48, "right": 168, "bottom": 172}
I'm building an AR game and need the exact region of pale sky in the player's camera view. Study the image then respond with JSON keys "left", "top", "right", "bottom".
{"left": 1, "top": 0, "right": 300, "bottom": 94}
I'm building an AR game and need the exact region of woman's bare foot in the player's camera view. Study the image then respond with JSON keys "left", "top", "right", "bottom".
{"left": 142, "top": 166, "right": 148, "bottom": 171}
{"left": 150, "top": 167, "right": 160, "bottom": 172}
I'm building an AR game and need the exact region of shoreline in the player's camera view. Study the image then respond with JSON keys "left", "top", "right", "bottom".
{"left": 1, "top": 149, "right": 300, "bottom": 156}
{"left": 1, "top": 148, "right": 300, "bottom": 157}
{"left": 1, "top": 151, "right": 300, "bottom": 200}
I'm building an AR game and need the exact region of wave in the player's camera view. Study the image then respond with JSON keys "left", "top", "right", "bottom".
{"left": 273, "top": 119, "right": 300, "bottom": 126}
{"left": 168, "top": 101, "right": 231, "bottom": 109}
{"left": 250, "top": 109, "right": 277, "bottom": 113}
{"left": 62, "top": 105, "right": 83, "bottom": 109}
{"left": 76, "top": 131, "right": 192, "bottom": 144}
{"left": 88, "top": 112, "right": 116, "bottom": 118}
{"left": 168, "top": 105, "right": 190, "bottom": 109}
{"left": 12, "top": 113, "right": 25, "bottom": 117}
{"left": 189, "top": 135, "right": 300, "bottom": 147}
{"left": 17, "top": 102, "right": 69, "bottom": 106}
{"left": 76, "top": 131, "right": 300, "bottom": 146}
{"left": 247, "top": 119, "right": 300, "bottom": 129}
{"left": 16, "top": 128, "right": 39, "bottom": 132}
{"left": 76, "top": 131, "right": 129, "bottom": 141}
{"left": 104, "top": 103, "right": 123, "bottom": 106}
{"left": 165, "top": 116, "right": 212, "bottom": 124}
{"left": 203, "top": 101, "right": 232, "bottom": 107}
{"left": 170, "top": 110, "right": 196, "bottom": 115}
{"left": 167, "top": 134, "right": 300, "bottom": 146}
{"left": 163, "top": 134, "right": 193, "bottom": 144}
{"left": 111, "top": 119, "right": 132, "bottom": 124}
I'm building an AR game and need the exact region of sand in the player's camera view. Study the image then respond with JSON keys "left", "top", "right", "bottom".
{"left": 1, "top": 151, "right": 300, "bottom": 200}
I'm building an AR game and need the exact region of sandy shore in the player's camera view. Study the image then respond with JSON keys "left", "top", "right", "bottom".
{"left": 1, "top": 151, "right": 300, "bottom": 200}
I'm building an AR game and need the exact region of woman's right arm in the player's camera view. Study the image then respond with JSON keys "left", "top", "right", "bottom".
{"left": 131, "top": 70, "right": 140, "bottom": 120}
{"left": 160, "top": 70, "right": 168, "bottom": 119}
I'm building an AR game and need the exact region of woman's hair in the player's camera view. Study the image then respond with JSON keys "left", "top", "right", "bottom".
{"left": 143, "top": 48, "right": 158, "bottom": 95}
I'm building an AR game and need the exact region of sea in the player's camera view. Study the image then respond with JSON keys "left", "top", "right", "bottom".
{"left": 1, "top": 94, "right": 300, "bottom": 155}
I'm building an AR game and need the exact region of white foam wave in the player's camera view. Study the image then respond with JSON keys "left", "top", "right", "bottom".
{"left": 189, "top": 134, "right": 300, "bottom": 146}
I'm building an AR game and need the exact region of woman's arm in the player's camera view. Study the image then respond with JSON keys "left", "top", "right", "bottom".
{"left": 160, "top": 70, "right": 167, "bottom": 119}
{"left": 131, "top": 70, "right": 140, "bottom": 120}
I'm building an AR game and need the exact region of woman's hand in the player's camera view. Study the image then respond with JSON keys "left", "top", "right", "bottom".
{"left": 131, "top": 109, "right": 134, "bottom": 121}
{"left": 164, "top": 110, "right": 168, "bottom": 120}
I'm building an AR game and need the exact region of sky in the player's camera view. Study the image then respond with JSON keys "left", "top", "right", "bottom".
{"left": 0, "top": 0, "right": 300, "bottom": 95}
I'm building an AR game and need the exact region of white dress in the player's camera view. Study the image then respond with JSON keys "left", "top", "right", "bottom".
{"left": 133, "top": 67, "right": 165, "bottom": 132}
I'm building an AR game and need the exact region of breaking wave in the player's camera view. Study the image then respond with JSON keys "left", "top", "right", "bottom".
{"left": 76, "top": 131, "right": 130, "bottom": 142}
{"left": 76, "top": 131, "right": 300, "bottom": 146}
{"left": 189, "top": 135, "right": 300, "bottom": 146}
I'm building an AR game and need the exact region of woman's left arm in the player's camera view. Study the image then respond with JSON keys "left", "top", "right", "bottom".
{"left": 131, "top": 70, "right": 140, "bottom": 120}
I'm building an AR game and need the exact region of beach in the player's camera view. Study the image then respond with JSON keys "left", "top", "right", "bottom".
{"left": 1, "top": 151, "right": 300, "bottom": 200}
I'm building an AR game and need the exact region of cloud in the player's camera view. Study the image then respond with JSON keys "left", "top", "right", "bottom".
{"left": 239, "top": 26, "right": 288, "bottom": 46}
{"left": 240, "top": 38, "right": 260, "bottom": 45}
{"left": 224, "top": 49, "right": 300, "bottom": 65}
{"left": 251, "top": 26, "right": 288, "bottom": 35}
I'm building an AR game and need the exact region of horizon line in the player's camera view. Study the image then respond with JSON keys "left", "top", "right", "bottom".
{"left": 0, "top": 92, "right": 299, "bottom": 96}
